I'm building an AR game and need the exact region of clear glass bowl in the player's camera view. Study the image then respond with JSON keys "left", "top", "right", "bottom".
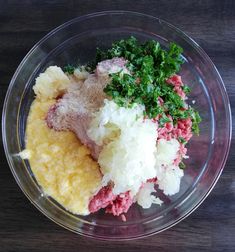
{"left": 2, "top": 11, "right": 232, "bottom": 240}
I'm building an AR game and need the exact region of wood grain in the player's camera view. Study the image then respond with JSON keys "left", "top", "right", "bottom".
{"left": 0, "top": 0, "right": 235, "bottom": 251}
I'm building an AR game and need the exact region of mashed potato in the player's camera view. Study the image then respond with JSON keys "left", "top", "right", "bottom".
{"left": 21, "top": 67, "right": 102, "bottom": 215}
{"left": 33, "top": 66, "right": 70, "bottom": 100}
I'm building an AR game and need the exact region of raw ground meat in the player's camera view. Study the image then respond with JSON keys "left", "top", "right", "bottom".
{"left": 158, "top": 118, "right": 192, "bottom": 142}
{"left": 157, "top": 117, "right": 192, "bottom": 166}
{"left": 166, "top": 74, "right": 186, "bottom": 99}
{"left": 157, "top": 74, "right": 193, "bottom": 165}
{"left": 96, "top": 57, "right": 129, "bottom": 76}
{"left": 88, "top": 185, "right": 116, "bottom": 213}
{"left": 174, "top": 143, "right": 188, "bottom": 166}
{"left": 89, "top": 178, "right": 157, "bottom": 218}
{"left": 105, "top": 191, "right": 133, "bottom": 216}
{"left": 88, "top": 185, "right": 133, "bottom": 216}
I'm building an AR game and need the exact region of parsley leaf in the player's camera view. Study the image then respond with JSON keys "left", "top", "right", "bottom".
{"left": 191, "top": 110, "right": 202, "bottom": 135}
{"left": 182, "top": 85, "right": 191, "bottom": 94}
{"left": 159, "top": 114, "right": 171, "bottom": 127}
{"left": 179, "top": 162, "right": 186, "bottom": 169}
{"left": 63, "top": 64, "right": 75, "bottom": 74}
{"left": 178, "top": 137, "right": 187, "bottom": 144}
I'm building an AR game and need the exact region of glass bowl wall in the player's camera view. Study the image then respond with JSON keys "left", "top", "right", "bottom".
{"left": 2, "top": 11, "right": 232, "bottom": 240}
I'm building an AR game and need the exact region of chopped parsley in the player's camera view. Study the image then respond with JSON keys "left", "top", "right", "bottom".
{"left": 182, "top": 85, "right": 191, "bottom": 94}
{"left": 179, "top": 161, "right": 186, "bottom": 169}
{"left": 191, "top": 110, "right": 201, "bottom": 135}
{"left": 88, "top": 36, "right": 201, "bottom": 134}
{"left": 178, "top": 137, "right": 187, "bottom": 145}
{"left": 63, "top": 64, "right": 75, "bottom": 75}
{"left": 159, "top": 114, "right": 171, "bottom": 127}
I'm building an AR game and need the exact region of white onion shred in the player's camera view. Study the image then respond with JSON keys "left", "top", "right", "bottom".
{"left": 155, "top": 139, "right": 183, "bottom": 195}
{"left": 87, "top": 99, "right": 157, "bottom": 195}
{"left": 155, "top": 165, "right": 184, "bottom": 196}
{"left": 137, "top": 183, "right": 163, "bottom": 208}
{"left": 87, "top": 99, "right": 183, "bottom": 207}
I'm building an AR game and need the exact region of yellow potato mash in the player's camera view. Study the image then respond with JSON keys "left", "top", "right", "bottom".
{"left": 23, "top": 98, "right": 101, "bottom": 215}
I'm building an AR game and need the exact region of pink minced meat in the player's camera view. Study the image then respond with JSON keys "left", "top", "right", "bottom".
{"left": 155, "top": 74, "right": 192, "bottom": 141}
{"left": 166, "top": 74, "right": 186, "bottom": 99}
{"left": 157, "top": 117, "right": 192, "bottom": 166}
{"left": 157, "top": 74, "right": 193, "bottom": 165}
{"left": 96, "top": 57, "right": 128, "bottom": 75}
{"left": 158, "top": 117, "right": 192, "bottom": 142}
{"left": 174, "top": 143, "right": 187, "bottom": 166}
{"left": 88, "top": 186, "right": 116, "bottom": 212}
{"left": 88, "top": 185, "right": 133, "bottom": 216}
{"left": 105, "top": 192, "right": 133, "bottom": 216}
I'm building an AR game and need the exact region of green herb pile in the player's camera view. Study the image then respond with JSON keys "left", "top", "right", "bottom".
{"left": 65, "top": 36, "right": 201, "bottom": 135}
{"left": 63, "top": 64, "right": 76, "bottom": 75}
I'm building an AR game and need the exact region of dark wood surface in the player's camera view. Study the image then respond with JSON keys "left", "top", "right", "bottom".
{"left": 1, "top": 1, "right": 235, "bottom": 251}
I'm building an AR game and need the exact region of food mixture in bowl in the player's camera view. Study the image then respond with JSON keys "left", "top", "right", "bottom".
{"left": 20, "top": 37, "right": 201, "bottom": 220}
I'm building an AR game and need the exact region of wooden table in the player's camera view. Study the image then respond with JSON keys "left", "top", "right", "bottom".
{"left": 1, "top": 1, "right": 234, "bottom": 251}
